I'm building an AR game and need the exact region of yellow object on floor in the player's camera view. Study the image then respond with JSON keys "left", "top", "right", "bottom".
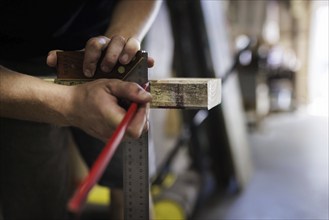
{"left": 152, "top": 173, "right": 186, "bottom": 220}
{"left": 154, "top": 200, "right": 186, "bottom": 220}
{"left": 86, "top": 185, "right": 110, "bottom": 206}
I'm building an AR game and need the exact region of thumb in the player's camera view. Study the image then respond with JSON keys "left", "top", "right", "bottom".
{"left": 46, "top": 50, "right": 63, "bottom": 67}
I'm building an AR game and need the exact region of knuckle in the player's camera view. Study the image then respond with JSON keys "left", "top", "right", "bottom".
{"left": 112, "top": 35, "right": 126, "bottom": 44}
{"left": 106, "top": 79, "right": 120, "bottom": 93}
{"left": 125, "top": 82, "right": 135, "bottom": 90}
{"left": 126, "top": 82, "right": 140, "bottom": 94}
{"left": 87, "top": 37, "right": 103, "bottom": 50}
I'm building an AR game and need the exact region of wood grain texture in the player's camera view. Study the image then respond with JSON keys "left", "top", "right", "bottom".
{"left": 47, "top": 77, "right": 221, "bottom": 109}
{"left": 149, "top": 78, "right": 221, "bottom": 110}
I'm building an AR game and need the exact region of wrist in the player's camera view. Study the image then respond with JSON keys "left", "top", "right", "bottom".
{"left": 54, "top": 85, "right": 77, "bottom": 127}
{"left": 38, "top": 82, "right": 76, "bottom": 126}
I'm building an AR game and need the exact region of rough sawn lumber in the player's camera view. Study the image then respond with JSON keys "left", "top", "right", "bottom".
{"left": 149, "top": 78, "right": 221, "bottom": 110}
{"left": 46, "top": 77, "right": 221, "bottom": 110}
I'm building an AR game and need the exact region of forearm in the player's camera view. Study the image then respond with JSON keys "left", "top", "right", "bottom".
{"left": 105, "top": 0, "right": 161, "bottom": 41}
{"left": 0, "top": 66, "right": 72, "bottom": 125}
{"left": 0, "top": 65, "right": 151, "bottom": 140}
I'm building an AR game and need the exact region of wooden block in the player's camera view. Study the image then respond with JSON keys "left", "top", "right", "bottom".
{"left": 54, "top": 51, "right": 221, "bottom": 109}
{"left": 46, "top": 77, "right": 221, "bottom": 110}
{"left": 149, "top": 78, "right": 221, "bottom": 110}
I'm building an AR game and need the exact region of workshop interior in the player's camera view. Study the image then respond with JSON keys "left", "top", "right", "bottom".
{"left": 68, "top": 1, "right": 328, "bottom": 219}
{"left": 2, "top": 0, "right": 328, "bottom": 220}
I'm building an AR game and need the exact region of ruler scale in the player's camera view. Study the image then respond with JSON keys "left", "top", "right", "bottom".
{"left": 123, "top": 134, "right": 149, "bottom": 220}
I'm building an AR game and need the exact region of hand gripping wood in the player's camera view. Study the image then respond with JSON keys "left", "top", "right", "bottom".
{"left": 55, "top": 50, "right": 221, "bottom": 110}
{"left": 57, "top": 51, "right": 149, "bottom": 219}
{"left": 55, "top": 50, "right": 221, "bottom": 219}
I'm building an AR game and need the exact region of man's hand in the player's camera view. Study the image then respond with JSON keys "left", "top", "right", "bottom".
{"left": 66, "top": 79, "right": 151, "bottom": 142}
{"left": 0, "top": 67, "right": 151, "bottom": 142}
{"left": 46, "top": 34, "right": 154, "bottom": 141}
{"left": 47, "top": 36, "right": 154, "bottom": 77}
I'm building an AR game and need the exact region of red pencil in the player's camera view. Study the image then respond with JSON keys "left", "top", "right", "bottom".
{"left": 68, "top": 83, "right": 149, "bottom": 214}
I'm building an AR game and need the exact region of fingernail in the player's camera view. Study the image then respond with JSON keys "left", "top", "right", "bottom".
{"left": 141, "top": 90, "right": 152, "bottom": 99}
{"left": 101, "top": 65, "right": 110, "bottom": 73}
{"left": 84, "top": 69, "right": 92, "bottom": 77}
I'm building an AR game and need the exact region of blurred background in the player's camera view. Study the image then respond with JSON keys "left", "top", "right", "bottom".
{"left": 79, "top": 0, "right": 329, "bottom": 219}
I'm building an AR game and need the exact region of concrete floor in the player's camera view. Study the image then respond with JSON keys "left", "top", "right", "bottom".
{"left": 195, "top": 112, "right": 329, "bottom": 220}
{"left": 80, "top": 111, "right": 328, "bottom": 220}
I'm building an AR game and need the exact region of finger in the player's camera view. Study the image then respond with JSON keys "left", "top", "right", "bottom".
{"left": 107, "top": 80, "right": 152, "bottom": 104}
{"left": 147, "top": 56, "right": 155, "bottom": 68}
{"left": 142, "top": 104, "right": 150, "bottom": 132}
{"left": 105, "top": 105, "right": 126, "bottom": 131}
{"left": 83, "top": 36, "right": 110, "bottom": 77}
{"left": 144, "top": 120, "right": 149, "bottom": 133}
{"left": 126, "top": 103, "right": 149, "bottom": 138}
{"left": 119, "top": 38, "right": 141, "bottom": 65}
{"left": 100, "top": 35, "right": 126, "bottom": 73}
{"left": 46, "top": 50, "right": 63, "bottom": 67}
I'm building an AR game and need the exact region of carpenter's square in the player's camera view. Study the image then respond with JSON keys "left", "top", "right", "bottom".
{"left": 56, "top": 50, "right": 150, "bottom": 220}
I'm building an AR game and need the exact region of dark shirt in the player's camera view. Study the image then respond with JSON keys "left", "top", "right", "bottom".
{"left": 0, "top": 0, "right": 118, "bottom": 60}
